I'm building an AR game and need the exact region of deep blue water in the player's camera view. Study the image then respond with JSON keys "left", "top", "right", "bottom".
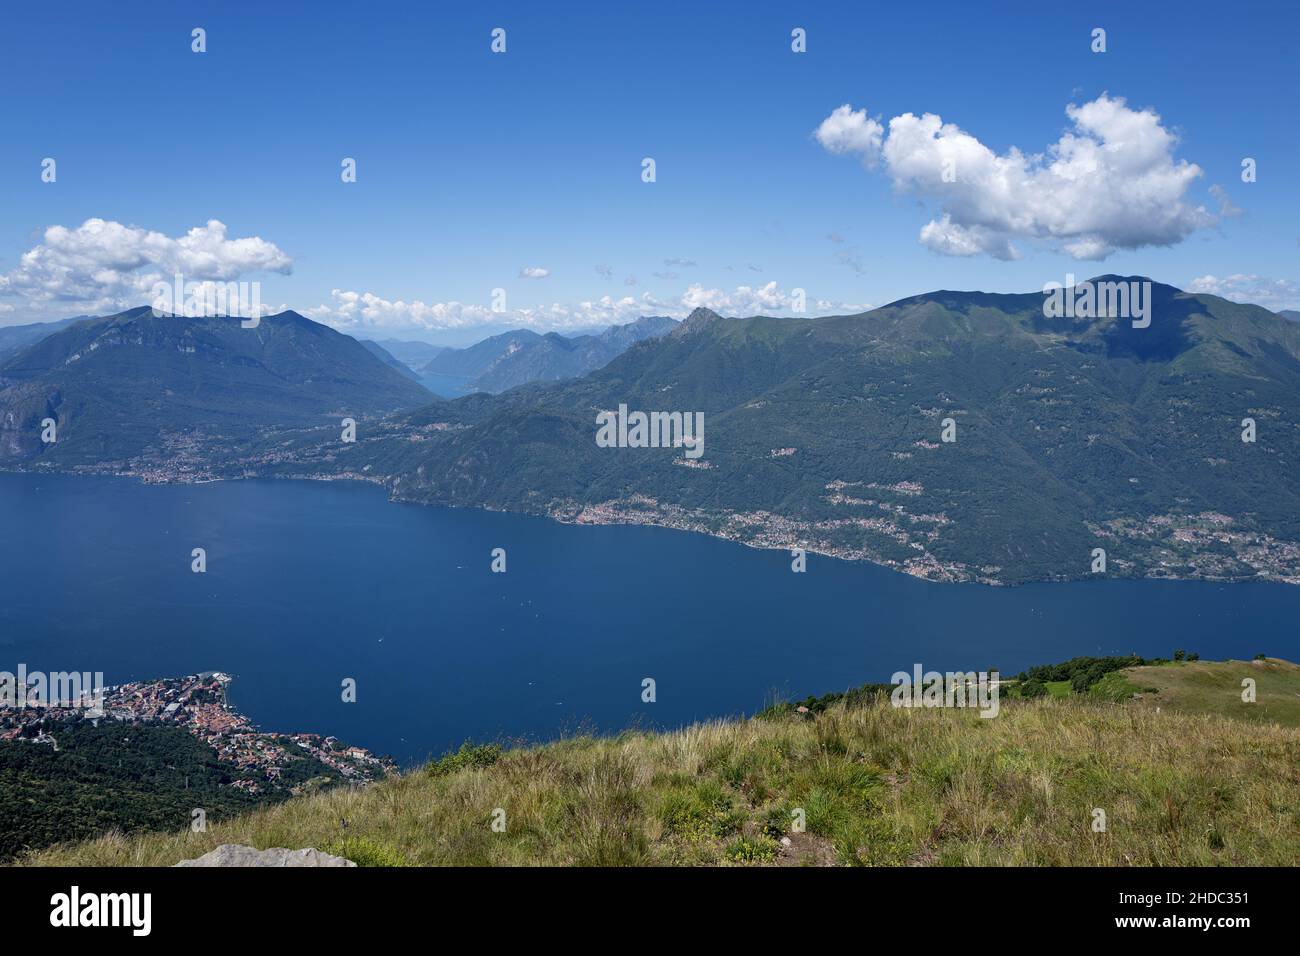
{"left": 2, "top": 472, "right": 1297, "bottom": 766}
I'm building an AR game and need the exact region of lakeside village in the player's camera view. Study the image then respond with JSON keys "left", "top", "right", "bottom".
{"left": 0, "top": 671, "right": 394, "bottom": 792}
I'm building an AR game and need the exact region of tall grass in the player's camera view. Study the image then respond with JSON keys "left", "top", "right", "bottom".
{"left": 19, "top": 694, "right": 1299, "bottom": 867}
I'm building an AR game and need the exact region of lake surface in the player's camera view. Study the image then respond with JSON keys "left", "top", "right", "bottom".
{"left": 2, "top": 472, "right": 1297, "bottom": 765}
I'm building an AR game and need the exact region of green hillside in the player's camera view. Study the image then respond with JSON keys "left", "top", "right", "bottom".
{"left": 1115, "top": 657, "right": 1300, "bottom": 727}
{"left": 0, "top": 720, "right": 341, "bottom": 862}
{"left": 0, "top": 307, "right": 432, "bottom": 465}
{"left": 234, "top": 277, "right": 1300, "bottom": 585}
{"left": 19, "top": 659, "right": 1300, "bottom": 867}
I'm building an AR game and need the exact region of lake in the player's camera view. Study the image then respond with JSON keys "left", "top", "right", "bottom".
{"left": 1, "top": 472, "right": 1296, "bottom": 765}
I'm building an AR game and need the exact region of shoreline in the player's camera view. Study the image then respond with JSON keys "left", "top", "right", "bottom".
{"left": 4, "top": 463, "right": 1298, "bottom": 589}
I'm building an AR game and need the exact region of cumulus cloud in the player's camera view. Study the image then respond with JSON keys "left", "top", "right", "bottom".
{"left": 518, "top": 266, "right": 549, "bottom": 278}
{"left": 816, "top": 94, "right": 1214, "bottom": 261}
{"left": 0, "top": 218, "right": 292, "bottom": 316}
{"left": 1186, "top": 274, "right": 1300, "bottom": 312}
{"left": 679, "top": 281, "right": 868, "bottom": 317}
{"left": 814, "top": 105, "right": 885, "bottom": 163}
{"left": 663, "top": 257, "right": 697, "bottom": 268}
{"left": 305, "top": 282, "right": 869, "bottom": 334}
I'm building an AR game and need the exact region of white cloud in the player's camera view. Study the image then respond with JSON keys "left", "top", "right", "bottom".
{"left": 1186, "top": 274, "right": 1300, "bottom": 312}
{"left": 519, "top": 266, "right": 549, "bottom": 278}
{"left": 816, "top": 94, "right": 1214, "bottom": 261}
{"left": 305, "top": 282, "right": 869, "bottom": 334}
{"left": 1208, "top": 184, "right": 1242, "bottom": 218}
{"left": 814, "top": 105, "right": 884, "bottom": 163}
{"left": 680, "top": 281, "right": 868, "bottom": 317}
{"left": 0, "top": 218, "right": 292, "bottom": 317}
{"left": 917, "top": 215, "right": 1020, "bottom": 261}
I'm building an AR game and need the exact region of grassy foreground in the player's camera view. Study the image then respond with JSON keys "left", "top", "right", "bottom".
{"left": 20, "top": 659, "right": 1299, "bottom": 867}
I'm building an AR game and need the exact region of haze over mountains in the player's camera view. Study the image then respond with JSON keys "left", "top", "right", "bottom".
{"left": 411, "top": 315, "right": 677, "bottom": 396}
{"left": 0, "top": 316, "right": 89, "bottom": 362}
{"left": 362, "top": 339, "right": 448, "bottom": 369}
{"left": 3, "top": 279, "right": 1299, "bottom": 586}
{"left": 359, "top": 340, "right": 423, "bottom": 382}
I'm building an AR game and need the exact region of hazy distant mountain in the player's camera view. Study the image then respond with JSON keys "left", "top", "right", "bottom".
{"left": 363, "top": 338, "right": 448, "bottom": 368}
{"left": 419, "top": 315, "right": 677, "bottom": 395}
{"left": 360, "top": 340, "right": 422, "bottom": 381}
{"left": 0, "top": 315, "right": 92, "bottom": 362}
{"left": 279, "top": 277, "right": 1300, "bottom": 586}
{"left": 1278, "top": 310, "right": 1300, "bottom": 323}
{"left": 0, "top": 306, "right": 432, "bottom": 465}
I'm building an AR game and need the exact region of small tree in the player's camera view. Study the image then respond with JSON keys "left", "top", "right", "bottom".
{"left": 1020, "top": 679, "right": 1047, "bottom": 699}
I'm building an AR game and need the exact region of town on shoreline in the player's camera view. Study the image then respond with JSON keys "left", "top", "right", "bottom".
{"left": 0, "top": 672, "right": 394, "bottom": 793}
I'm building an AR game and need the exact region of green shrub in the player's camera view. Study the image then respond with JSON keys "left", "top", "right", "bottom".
{"left": 425, "top": 741, "right": 503, "bottom": 777}
{"left": 1019, "top": 679, "right": 1047, "bottom": 699}
{"left": 760, "top": 805, "right": 791, "bottom": 839}
{"left": 725, "top": 835, "right": 778, "bottom": 864}
{"left": 319, "top": 836, "right": 410, "bottom": 867}
{"left": 658, "top": 780, "right": 742, "bottom": 840}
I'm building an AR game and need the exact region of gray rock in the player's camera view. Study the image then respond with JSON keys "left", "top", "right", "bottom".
{"left": 174, "top": 844, "right": 356, "bottom": 867}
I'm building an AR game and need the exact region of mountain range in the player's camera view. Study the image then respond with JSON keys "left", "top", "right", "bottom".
{"left": 235, "top": 276, "right": 1300, "bottom": 585}
{"left": 414, "top": 315, "right": 677, "bottom": 396}
{"left": 2, "top": 278, "right": 1298, "bottom": 586}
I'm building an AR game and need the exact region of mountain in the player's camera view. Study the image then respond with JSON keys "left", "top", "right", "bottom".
{"left": 360, "top": 340, "right": 422, "bottom": 381}
{"left": 265, "top": 277, "right": 1300, "bottom": 586}
{"left": 0, "top": 306, "right": 432, "bottom": 465}
{"left": 11, "top": 279, "right": 1300, "bottom": 587}
{"left": 362, "top": 338, "right": 448, "bottom": 368}
{"left": 0, "top": 315, "right": 91, "bottom": 362}
{"left": 1278, "top": 310, "right": 1300, "bottom": 323}
{"left": 418, "top": 315, "right": 677, "bottom": 396}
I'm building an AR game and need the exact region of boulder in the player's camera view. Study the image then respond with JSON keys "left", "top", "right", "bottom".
{"left": 174, "top": 844, "right": 356, "bottom": 867}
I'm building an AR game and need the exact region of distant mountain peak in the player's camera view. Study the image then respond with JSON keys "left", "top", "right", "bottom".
{"left": 674, "top": 307, "right": 723, "bottom": 336}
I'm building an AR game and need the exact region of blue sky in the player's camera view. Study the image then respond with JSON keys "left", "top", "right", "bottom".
{"left": 1, "top": 0, "right": 1297, "bottom": 342}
